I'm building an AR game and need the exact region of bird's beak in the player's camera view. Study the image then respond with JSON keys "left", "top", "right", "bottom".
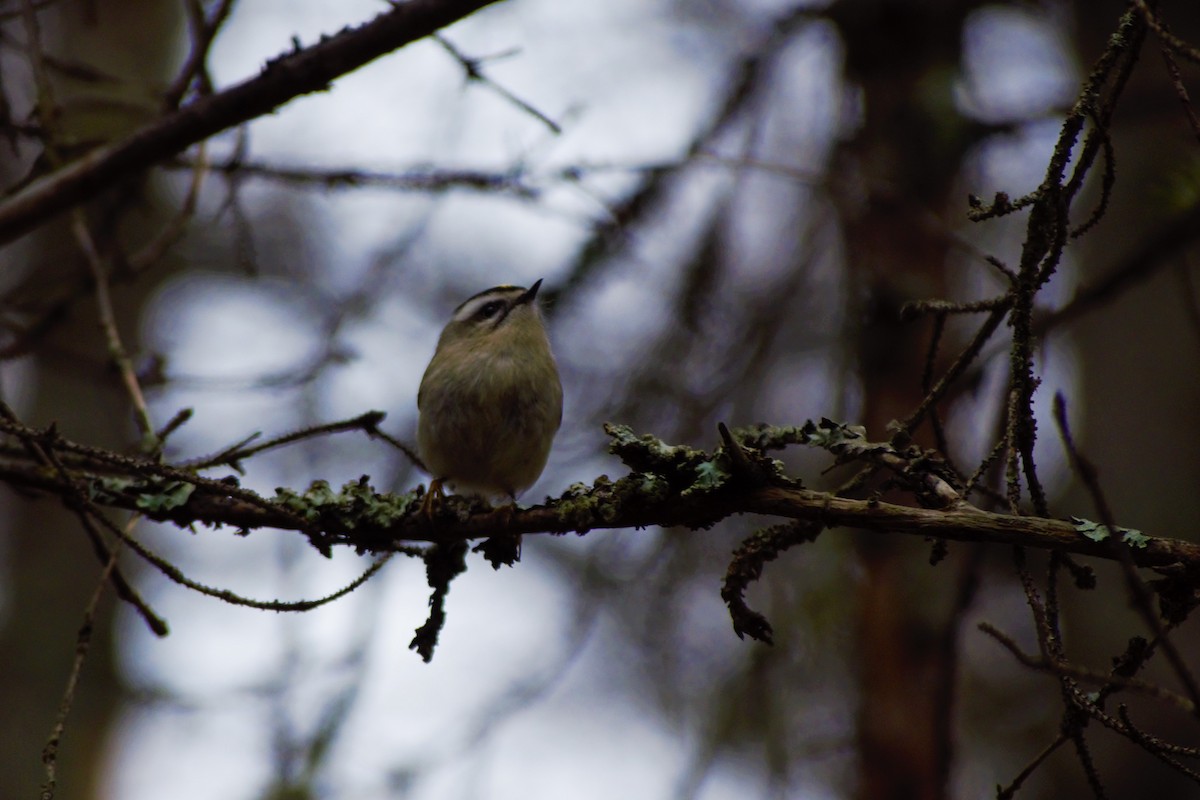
{"left": 517, "top": 279, "right": 543, "bottom": 305}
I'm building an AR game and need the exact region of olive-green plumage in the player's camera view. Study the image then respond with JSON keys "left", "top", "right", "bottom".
{"left": 417, "top": 280, "right": 562, "bottom": 499}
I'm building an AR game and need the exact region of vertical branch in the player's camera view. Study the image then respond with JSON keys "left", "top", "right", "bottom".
{"left": 1156, "top": 28, "right": 1200, "bottom": 144}
{"left": 1003, "top": 6, "right": 1147, "bottom": 517}
{"left": 127, "top": 141, "right": 209, "bottom": 272}
{"left": 70, "top": 213, "right": 157, "bottom": 449}
{"left": 898, "top": 305, "right": 1009, "bottom": 438}
{"left": 1053, "top": 394, "right": 1200, "bottom": 715}
{"left": 920, "top": 311, "right": 954, "bottom": 460}
{"left": 40, "top": 544, "right": 121, "bottom": 800}
{"left": 1012, "top": 541, "right": 1108, "bottom": 797}
{"left": 164, "top": 0, "right": 237, "bottom": 109}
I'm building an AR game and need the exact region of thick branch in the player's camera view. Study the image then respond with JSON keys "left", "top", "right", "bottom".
{"left": 412, "top": 488, "right": 1200, "bottom": 571}
{"left": 1, "top": 456, "right": 1197, "bottom": 572}
{"left": 0, "top": 0, "right": 504, "bottom": 246}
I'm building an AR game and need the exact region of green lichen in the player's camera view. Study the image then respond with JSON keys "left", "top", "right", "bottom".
{"left": 274, "top": 477, "right": 418, "bottom": 532}
{"left": 731, "top": 423, "right": 810, "bottom": 451}
{"left": 604, "top": 423, "right": 696, "bottom": 473}
{"left": 604, "top": 422, "right": 739, "bottom": 497}
{"left": 135, "top": 480, "right": 196, "bottom": 513}
{"left": 89, "top": 475, "right": 196, "bottom": 513}
{"left": 554, "top": 476, "right": 618, "bottom": 531}
{"left": 688, "top": 459, "right": 730, "bottom": 495}
{"left": 1071, "top": 516, "right": 1148, "bottom": 549}
{"left": 635, "top": 471, "right": 673, "bottom": 500}
{"left": 731, "top": 419, "right": 883, "bottom": 456}
{"left": 602, "top": 421, "right": 804, "bottom": 501}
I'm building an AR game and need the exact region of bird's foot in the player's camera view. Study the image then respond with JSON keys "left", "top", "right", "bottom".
{"left": 420, "top": 477, "right": 446, "bottom": 521}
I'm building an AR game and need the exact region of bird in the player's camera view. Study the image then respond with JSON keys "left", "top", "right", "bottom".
{"left": 417, "top": 279, "right": 562, "bottom": 515}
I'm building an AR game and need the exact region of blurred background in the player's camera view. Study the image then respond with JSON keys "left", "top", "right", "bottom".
{"left": 2, "top": 0, "right": 1200, "bottom": 798}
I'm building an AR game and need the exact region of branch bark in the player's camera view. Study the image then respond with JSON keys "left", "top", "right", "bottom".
{"left": 0, "top": 0, "right": 504, "bottom": 246}
{"left": 2, "top": 455, "right": 1197, "bottom": 572}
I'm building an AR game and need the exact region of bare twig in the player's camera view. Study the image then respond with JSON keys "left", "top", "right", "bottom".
{"left": 127, "top": 142, "right": 209, "bottom": 271}
{"left": 70, "top": 212, "right": 157, "bottom": 447}
{"left": 433, "top": 33, "right": 561, "bottom": 134}
{"left": 1134, "top": 0, "right": 1200, "bottom": 67}
{"left": 366, "top": 424, "right": 425, "bottom": 471}
{"left": 39, "top": 542, "right": 121, "bottom": 800}
{"left": 997, "top": 734, "right": 1069, "bottom": 800}
{"left": 1053, "top": 393, "right": 1200, "bottom": 715}
{"left": 1157, "top": 34, "right": 1200, "bottom": 144}
{"left": 1117, "top": 705, "right": 1200, "bottom": 783}
{"left": 979, "top": 622, "right": 1196, "bottom": 714}
{"left": 173, "top": 156, "right": 538, "bottom": 197}
{"left": 186, "top": 410, "right": 391, "bottom": 470}
{"left": 106, "top": 520, "right": 400, "bottom": 612}
{"left": 898, "top": 306, "right": 1009, "bottom": 436}
{"left": 164, "top": 0, "right": 236, "bottom": 109}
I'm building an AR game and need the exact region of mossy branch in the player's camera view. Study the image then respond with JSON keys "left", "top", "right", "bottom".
{"left": 1, "top": 417, "right": 1195, "bottom": 570}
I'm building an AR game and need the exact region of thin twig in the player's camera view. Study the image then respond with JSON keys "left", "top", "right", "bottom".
{"left": 106, "top": 519, "right": 400, "bottom": 611}
{"left": 901, "top": 297, "right": 1008, "bottom": 317}
{"left": 40, "top": 542, "right": 121, "bottom": 800}
{"left": 1011, "top": 546, "right": 1053, "bottom": 661}
{"left": 1156, "top": 26, "right": 1200, "bottom": 144}
{"left": 71, "top": 212, "right": 157, "bottom": 448}
{"left": 1134, "top": 0, "right": 1200, "bottom": 66}
{"left": 15, "top": 429, "right": 405, "bottom": 611}
{"left": 1117, "top": 705, "right": 1200, "bottom": 784}
{"left": 1053, "top": 393, "right": 1200, "bottom": 715}
{"left": 364, "top": 423, "right": 425, "bottom": 471}
{"left": 1004, "top": 6, "right": 1145, "bottom": 520}
{"left": 127, "top": 142, "right": 209, "bottom": 271}
{"left": 185, "top": 411, "right": 391, "bottom": 470}
{"left": 172, "top": 156, "right": 539, "bottom": 197}
{"left": 979, "top": 622, "right": 1196, "bottom": 714}
{"left": 1054, "top": 681, "right": 1200, "bottom": 788}
{"left": 434, "top": 34, "right": 561, "bottom": 134}
{"left": 957, "top": 201, "right": 1200, "bottom": 387}
{"left": 163, "top": 0, "right": 236, "bottom": 109}
{"left": 920, "top": 311, "right": 954, "bottom": 462}
{"left": 898, "top": 306, "right": 1009, "bottom": 436}
{"left": 997, "top": 733, "right": 1069, "bottom": 799}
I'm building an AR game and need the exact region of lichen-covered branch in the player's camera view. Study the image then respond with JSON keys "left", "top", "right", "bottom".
{"left": 1, "top": 417, "right": 1196, "bottom": 573}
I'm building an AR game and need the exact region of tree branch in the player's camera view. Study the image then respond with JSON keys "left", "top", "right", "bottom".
{"left": 0, "top": 0, "right": 504, "bottom": 246}
{"left": 1, "top": 420, "right": 1198, "bottom": 573}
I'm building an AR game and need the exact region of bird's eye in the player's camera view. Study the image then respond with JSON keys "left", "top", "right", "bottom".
{"left": 478, "top": 300, "right": 504, "bottom": 319}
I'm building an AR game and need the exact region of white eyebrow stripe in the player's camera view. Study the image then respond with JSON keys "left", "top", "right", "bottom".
{"left": 451, "top": 287, "right": 523, "bottom": 323}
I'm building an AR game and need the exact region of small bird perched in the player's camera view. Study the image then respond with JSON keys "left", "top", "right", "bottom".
{"left": 417, "top": 280, "right": 562, "bottom": 511}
